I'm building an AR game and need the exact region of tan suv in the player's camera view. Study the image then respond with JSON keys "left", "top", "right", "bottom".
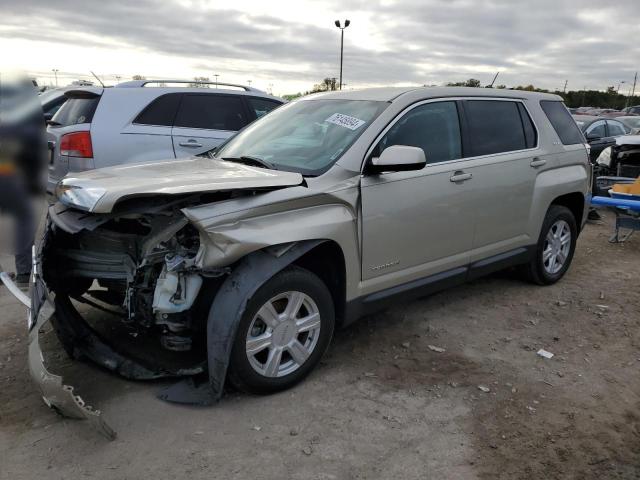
{"left": 28, "top": 87, "right": 590, "bottom": 437}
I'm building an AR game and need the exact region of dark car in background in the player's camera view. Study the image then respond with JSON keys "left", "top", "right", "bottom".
{"left": 572, "top": 115, "right": 630, "bottom": 161}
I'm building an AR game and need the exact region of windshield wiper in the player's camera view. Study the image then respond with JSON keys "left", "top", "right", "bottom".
{"left": 221, "top": 155, "right": 276, "bottom": 170}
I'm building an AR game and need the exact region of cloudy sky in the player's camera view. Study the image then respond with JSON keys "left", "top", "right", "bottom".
{"left": 1, "top": 0, "right": 638, "bottom": 95}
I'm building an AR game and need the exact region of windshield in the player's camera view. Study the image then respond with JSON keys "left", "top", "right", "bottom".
{"left": 213, "top": 99, "right": 388, "bottom": 175}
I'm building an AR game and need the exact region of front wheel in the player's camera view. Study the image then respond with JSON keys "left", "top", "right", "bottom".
{"left": 523, "top": 205, "right": 577, "bottom": 285}
{"left": 227, "top": 266, "right": 335, "bottom": 394}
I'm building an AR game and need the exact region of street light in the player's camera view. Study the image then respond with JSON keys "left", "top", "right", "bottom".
{"left": 52, "top": 68, "right": 59, "bottom": 87}
{"left": 334, "top": 19, "right": 350, "bottom": 90}
{"left": 214, "top": 74, "right": 219, "bottom": 88}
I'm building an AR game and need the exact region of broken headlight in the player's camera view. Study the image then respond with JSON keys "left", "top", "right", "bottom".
{"left": 55, "top": 178, "right": 106, "bottom": 212}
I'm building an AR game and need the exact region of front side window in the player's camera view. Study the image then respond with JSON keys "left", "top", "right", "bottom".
{"left": 214, "top": 99, "right": 387, "bottom": 175}
{"left": 174, "top": 94, "right": 247, "bottom": 131}
{"left": 375, "top": 101, "right": 462, "bottom": 164}
{"left": 464, "top": 100, "right": 528, "bottom": 156}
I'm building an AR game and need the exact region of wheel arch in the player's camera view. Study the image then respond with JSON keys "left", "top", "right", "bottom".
{"left": 550, "top": 191, "right": 585, "bottom": 230}
{"left": 291, "top": 240, "right": 347, "bottom": 326}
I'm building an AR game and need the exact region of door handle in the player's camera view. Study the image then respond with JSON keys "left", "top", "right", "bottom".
{"left": 450, "top": 171, "right": 472, "bottom": 183}
{"left": 530, "top": 158, "right": 546, "bottom": 168}
{"left": 178, "top": 140, "right": 203, "bottom": 148}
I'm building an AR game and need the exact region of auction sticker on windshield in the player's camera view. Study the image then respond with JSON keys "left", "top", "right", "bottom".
{"left": 325, "top": 113, "right": 366, "bottom": 130}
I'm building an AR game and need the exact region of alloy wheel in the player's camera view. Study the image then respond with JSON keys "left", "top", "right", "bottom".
{"left": 245, "top": 291, "right": 321, "bottom": 378}
{"left": 542, "top": 219, "right": 571, "bottom": 275}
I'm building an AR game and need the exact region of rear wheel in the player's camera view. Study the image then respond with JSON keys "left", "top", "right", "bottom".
{"left": 523, "top": 205, "right": 577, "bottom": 285}
{"left": 228, "top": 266, "right": 335, "bottom": 394}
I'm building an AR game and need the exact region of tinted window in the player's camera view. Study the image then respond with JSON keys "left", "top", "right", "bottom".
{"left": 174, "top": 94, "right": 247, "bottom": 131}
{"left": 540, "top": 100, "right": 584, "bottom": 145}
{"left": 51, "top": 97, "right": 99, "bottom": 127}
{"left": 134, "top": 93, "right": 182, "bottom": 126}
{"left": 247, "top": 97, "right": 282, "bottom": 119}
{"left": 586, "top": 121, "right": 606, "bottom": 138}
{"left": 607, "top": 120, "right": 627, "bottom": 136}
{"left": 377, "top": 101, "right": 462, "bottom": 163}
{"left": 517, "top": 103, "right": 537, "bottom": 148}
{"left": 465, "top": 100, "right": 526, "bottom": 156}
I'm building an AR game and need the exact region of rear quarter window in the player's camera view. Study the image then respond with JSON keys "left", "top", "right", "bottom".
{"left": 134, "top": 93, "right": 182, "bottom": 126}
{"left": 539, "top": 100, "right": 584, "bottom": 145}
{"left": 51, "top": 96, "right": 99, "bottom": 127}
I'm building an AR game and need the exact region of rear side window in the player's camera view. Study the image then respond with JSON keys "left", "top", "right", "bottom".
{"left": 174, "top": 94, "right": 248, "bottom": 131}
{"left": 134, "top": 93, "right": 182, "bottom": 126}
{"left": 607, "top": 120, "right": 627, "bottom": 136}
{"left": 539, "top": 100, "right": 584, "bottom": 145}
{"left": 464, "top": 100, "right": 527, "bottom": 156}
{"left": 247, "top": 97, "right": 282, "bottom": 119}
{"left": 51, "top": 97, "right": 99, "bottom": 127}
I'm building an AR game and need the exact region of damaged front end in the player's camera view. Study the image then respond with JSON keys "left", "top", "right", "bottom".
{"left": 28, "top": 196, "right": 231, "bottom": 439}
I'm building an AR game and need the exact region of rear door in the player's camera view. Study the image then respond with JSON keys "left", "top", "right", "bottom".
{"left": 459, "top": 99, "right": 541, "bottom": 262}
{"left": 172, "top": 93, "right": 250, "bottom": 157}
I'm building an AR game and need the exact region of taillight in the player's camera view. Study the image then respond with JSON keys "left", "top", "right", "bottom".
{"left": 60, "top": 131, "right": 93, "bottom": 158}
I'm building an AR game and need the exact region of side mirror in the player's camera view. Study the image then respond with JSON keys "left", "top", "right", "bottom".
{"left": 368, "top": 145, "right": 426, "bottom": 174}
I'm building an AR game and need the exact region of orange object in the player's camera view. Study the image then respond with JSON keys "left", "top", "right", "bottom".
{"left": 611, "top": 177, "right": 640, "bottom": 195}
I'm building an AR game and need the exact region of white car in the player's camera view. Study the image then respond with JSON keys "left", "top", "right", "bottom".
{"left": 45, "top": 79, "right": 283, "bottom": 192}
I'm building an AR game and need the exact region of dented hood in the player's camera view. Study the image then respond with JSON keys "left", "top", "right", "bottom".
{"left": 57, "top": 157, "right": 304, "bottom": 213}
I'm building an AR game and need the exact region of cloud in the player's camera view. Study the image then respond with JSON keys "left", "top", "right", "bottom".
{"left": 1, "top": 0, "right": 638, "bottom": 91}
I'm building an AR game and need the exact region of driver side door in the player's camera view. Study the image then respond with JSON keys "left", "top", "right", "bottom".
{"left": 360, "top": 100, "right": 476, "bottom": 294}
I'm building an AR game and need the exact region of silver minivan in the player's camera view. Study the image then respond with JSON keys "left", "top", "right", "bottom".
{"left": 46, "top": 80, "right": 283, "bottom": 192}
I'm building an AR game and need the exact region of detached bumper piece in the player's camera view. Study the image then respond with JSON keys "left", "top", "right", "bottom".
{"left": 29, "top": 292, "right": 116, "bottom": 440}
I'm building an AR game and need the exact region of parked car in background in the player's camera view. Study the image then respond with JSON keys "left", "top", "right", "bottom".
{"left": 617, "top": 116, "right": 640, "bottom": 134}
{"left": 38, "top": 87, "right": 73, "bottom": 121}
{"left": 572, "top": 115, "right": 630, "bottom": 161}
{"left": 622, "top": 105, "right": 640, "bottom": 115}
{"left": 45, "top": 79, "right": 284, "bottom": 192}
{"left": 28, "top": 87, "right": 590, "bottom": 436}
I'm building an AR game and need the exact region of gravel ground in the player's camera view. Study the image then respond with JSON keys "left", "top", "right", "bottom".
{"left": 1, "top": 210, "right": 639, "bottom": 479}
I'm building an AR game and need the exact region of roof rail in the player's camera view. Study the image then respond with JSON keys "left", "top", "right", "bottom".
{"left": 115, "top": 79, "right": 262, "bottom": 92}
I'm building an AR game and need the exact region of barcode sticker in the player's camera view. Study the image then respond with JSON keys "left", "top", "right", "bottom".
{"left": 325, "top": 113, "right": 366, "bottom": 130}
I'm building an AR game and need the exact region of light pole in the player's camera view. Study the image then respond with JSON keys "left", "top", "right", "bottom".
{"left": 214, "top": 74, "right": 219, "bottom": 88}
{"left": 334, "top": 19, "right": 350, "bottom": 90}
{"left": 247, "top": 80, "right": 252, "bottom": 88}
{"left": 52, "top": 69, "right": 59, "bottom": 87}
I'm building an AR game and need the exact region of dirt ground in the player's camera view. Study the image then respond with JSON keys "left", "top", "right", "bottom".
{"left": 1, "top": 210, "right": 639, "bottom": 480}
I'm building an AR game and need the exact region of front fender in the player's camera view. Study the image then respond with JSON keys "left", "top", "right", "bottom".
{"left": 158, "top": 240, "right": 324, "bottom": 404}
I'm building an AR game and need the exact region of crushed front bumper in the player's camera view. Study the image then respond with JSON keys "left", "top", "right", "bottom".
{"left": 0, "top": 230, "right": 117, "bottom": 440}
{"left": 28, "top": 286, "right": 116, "bottom": 440}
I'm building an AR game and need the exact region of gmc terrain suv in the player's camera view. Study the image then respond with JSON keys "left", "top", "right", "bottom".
{"left": 45, "top": 79, "right": 283, "bottom": 192}
{"left": 28, "top": 87, "right": 590, "bottom": 438}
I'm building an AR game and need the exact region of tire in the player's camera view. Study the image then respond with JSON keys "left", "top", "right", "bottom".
{"left": 522, "top": 205, "right": 577, "bottom": 285}
{"left": 227, "top": 266, "right": 335, "bottom": 394}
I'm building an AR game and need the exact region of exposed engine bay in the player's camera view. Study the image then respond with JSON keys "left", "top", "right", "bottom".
{"left": 42, "top": 195, "right": 235, "bottom": 377}
{"left": 595, "top": 137, "right": 640, "bottom": 193}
